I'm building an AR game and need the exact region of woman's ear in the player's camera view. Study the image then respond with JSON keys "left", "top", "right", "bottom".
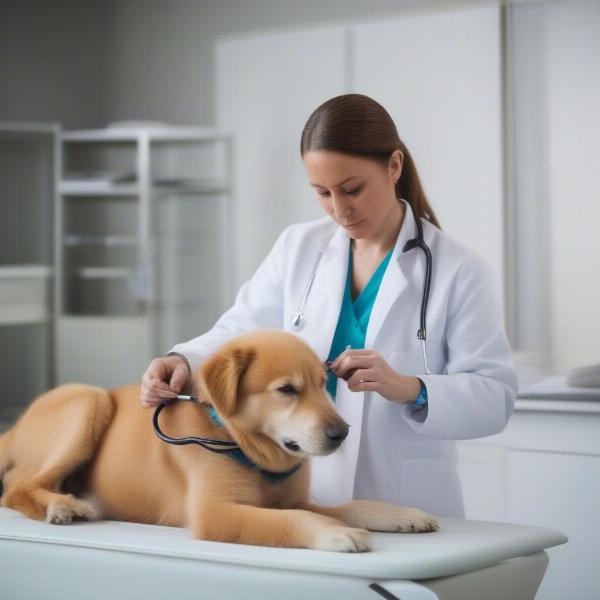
{"left": 200, "top": 346, "right": 255, "bottom": 417}
{"left": 390, "top": 148, "right": 404, "bottom": 181}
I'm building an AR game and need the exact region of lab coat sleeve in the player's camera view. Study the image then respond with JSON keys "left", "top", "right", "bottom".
{"left": 167, "top": 225, "right": 291, "bottom": 375}
{"left": 400, "top": 254, "right": 519, "bottom": 439}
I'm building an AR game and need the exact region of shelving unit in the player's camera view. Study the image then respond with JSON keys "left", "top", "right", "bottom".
{"left": 56, "top": 125, "right": 233, "bottom": 388}
{"left": 0, "top": 122, "right": 59, "bottom": 425}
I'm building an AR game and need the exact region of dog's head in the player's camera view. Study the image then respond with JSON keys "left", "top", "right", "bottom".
{"left": 196, "top": 330, "right": 349, "bottom": 458}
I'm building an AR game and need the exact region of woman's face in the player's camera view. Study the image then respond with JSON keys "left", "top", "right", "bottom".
{"left": 303, "top": 149, "right": 403, "bottom": 239}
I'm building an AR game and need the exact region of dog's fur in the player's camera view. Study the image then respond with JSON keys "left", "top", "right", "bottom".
{"left": 0, "top": 330, "right": 438, "bottom": 552}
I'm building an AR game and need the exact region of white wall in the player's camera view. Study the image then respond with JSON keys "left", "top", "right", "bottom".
{"left": 103, "top": 0, "right": 477, "bottom": 126}
{"left": 545, "top": 0, "right": 600, "bottom": 371}
{"left": 510, "top": 0, "right": 600, "bottom": 372}
{"left": 0, "top": 0, "right": 110, "bottom": 128}
{"left": 508, "top": 2, "right": 552, "bottom": 370}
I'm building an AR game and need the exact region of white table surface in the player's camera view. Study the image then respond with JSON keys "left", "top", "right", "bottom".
{"left": 0, "top": 507, "right": 567, "bottom": 581}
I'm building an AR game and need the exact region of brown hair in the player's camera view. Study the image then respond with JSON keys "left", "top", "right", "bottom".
{"left": 300, "top": 93, "right": 441, "bottom": 229}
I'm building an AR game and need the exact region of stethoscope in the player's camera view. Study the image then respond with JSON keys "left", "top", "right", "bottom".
{"left": 153, "top": 396, "right": 240, "bottom": 453}
{"left": 291, "top": 211, "right": 433, "bottom": 375}
{"left": 152, "top": 395, "right": 304, "bottom": 480}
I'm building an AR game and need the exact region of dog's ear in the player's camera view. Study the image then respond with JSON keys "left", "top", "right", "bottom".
{"left": 200, "top": 346, "right": 256, "bottom": 417}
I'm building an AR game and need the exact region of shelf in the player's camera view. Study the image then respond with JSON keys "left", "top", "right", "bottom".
{"left": 0, "top": 121, "right": 60, "bottom": 137}
{"left": 64, "top": 235, "right": 137, "bottom": 247}
{"left": 0, "top": 265, "right": 52, "bottom": 278}
{"left": 153, "top": 178, "right": 230, "bottom": 195}
{"left": 153, "top": 186, "right": 230, "bottom": 196}
{"left": 0, "top": 314, "right": 50, "bottom": 326}
{"left": 59, "top": 182, "right": 229, "bottom": 196}
{"left": 62, "top": 126, "right": 231, "bottom": 143}
{"left": 59, "top": 182, "right": 140, "bottom": 196}
{"left": 75, "top": 267, "right": 133, "bottom": 279}
{"left": 153, "top": 237, "right": 213, "bottom": 250}
{"left": 156, "top": 298, "right": 217, "bottom": 309}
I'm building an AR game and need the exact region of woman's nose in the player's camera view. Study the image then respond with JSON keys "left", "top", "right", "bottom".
{"left": 331, "top": 195, "right": 352, "bottom": 219}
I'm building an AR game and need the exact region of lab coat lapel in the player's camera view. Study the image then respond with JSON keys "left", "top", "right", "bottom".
{"left": 364, "top": 199, "right": 417, "bottom": 349}
{"left": 296, "top": 225, "right": 349, "bottom": 362}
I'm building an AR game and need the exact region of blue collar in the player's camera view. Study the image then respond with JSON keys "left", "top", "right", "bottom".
{"left": 207, "top": 406, "right": 303, "bottom": 483}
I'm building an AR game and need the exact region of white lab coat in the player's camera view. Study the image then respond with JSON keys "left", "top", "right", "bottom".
{"left": 169, "top": 198, "right": 519, "bottom": 518}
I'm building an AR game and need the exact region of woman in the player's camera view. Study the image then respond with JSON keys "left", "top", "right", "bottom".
{"left": 140, "top": 93, "right": 518, "bottom": 518}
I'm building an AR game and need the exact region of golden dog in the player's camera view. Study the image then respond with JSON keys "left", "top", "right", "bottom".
{"left": 0, "top": 330, "right": 438, "bottom": 552}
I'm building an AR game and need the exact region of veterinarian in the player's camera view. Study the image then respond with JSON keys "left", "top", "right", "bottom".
{"left": 140, "top": 93, "right": 518, "bottom": 518}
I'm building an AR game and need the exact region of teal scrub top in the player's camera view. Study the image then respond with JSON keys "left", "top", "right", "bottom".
{"left": 326, "top": 243, "right": 394, "bottom": 400}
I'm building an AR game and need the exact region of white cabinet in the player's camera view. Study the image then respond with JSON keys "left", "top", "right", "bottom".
{"left": 56, "top": 125, "right": 232, "bottom": 388}
{"left": 0, "top": 122, "right": 58, "bottom": 422}
{"left": 457, "top": 396, "right": 600, "bottom": 600}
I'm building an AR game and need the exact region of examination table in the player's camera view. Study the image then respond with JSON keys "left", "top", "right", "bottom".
{"left": 0, "top": 506, "right": 567, "bottom": 599}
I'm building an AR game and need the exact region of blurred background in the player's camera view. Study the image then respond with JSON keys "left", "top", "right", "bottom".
{"left": 1, "top": 1, "right": 599, "bottom": 597}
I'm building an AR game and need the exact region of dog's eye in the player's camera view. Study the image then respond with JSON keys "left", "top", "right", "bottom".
{"left": 277, "top": 384, "right": 297, "bottom": 395}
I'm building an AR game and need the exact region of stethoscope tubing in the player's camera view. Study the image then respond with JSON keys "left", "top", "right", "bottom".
{"left": 152, "top": 399, "right": 240, "bottom": 453}
{"left": 291, "top": 250, "right": 322, "bottom": 328}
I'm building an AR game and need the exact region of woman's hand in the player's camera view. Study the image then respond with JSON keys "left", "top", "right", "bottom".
{"left": 140, "top": 355, "right": 191, "bottom": 408}
{"left": 329, "top": 349, "right": 421, "bottom": 404}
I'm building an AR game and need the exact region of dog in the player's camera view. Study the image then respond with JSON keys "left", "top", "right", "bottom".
{"left": 0, "top": 329, "right": 438, "bottom": 552}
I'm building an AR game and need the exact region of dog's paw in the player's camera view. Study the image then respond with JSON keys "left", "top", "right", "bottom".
{"left": 312, "top": 525, "right": 372, "bottom": 552}
{"left": 45, "top": 495, "right": 101, "bottom": 525}
{"left": 336, "top": 500, "right": 439, "bottom": 533}
{"left": 365, "top": 505, "right": 439, "bottom": 533}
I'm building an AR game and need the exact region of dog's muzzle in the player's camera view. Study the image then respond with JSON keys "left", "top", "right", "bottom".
{"left": 325, "top": 422, "right": 349, "bottom": 449}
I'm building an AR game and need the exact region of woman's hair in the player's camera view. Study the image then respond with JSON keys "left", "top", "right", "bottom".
{"left": 300, "top": 93, "right": 441, "bottom": 229}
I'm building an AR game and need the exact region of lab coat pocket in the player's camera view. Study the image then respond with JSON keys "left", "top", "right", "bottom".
{"left": 389, "top": 335, "right": 446, "bottom": 376}
{"left": 389, "top": 351, "right": 428, "bottom": 377}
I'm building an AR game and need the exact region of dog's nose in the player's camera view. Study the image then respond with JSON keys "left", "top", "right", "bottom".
{"left": 326, "top": 423, "right": 349, "bottom": 444}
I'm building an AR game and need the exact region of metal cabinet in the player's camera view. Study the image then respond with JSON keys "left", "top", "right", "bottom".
{"left": 55, "top": 125, "right": 233, "bottom": 388}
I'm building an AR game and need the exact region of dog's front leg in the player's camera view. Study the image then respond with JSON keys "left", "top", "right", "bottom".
{"left": 296, "top": 500, "right": 439, "bottom": 533}
{"left": 190, "top": 502, "right": 373, "bottom": 552}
